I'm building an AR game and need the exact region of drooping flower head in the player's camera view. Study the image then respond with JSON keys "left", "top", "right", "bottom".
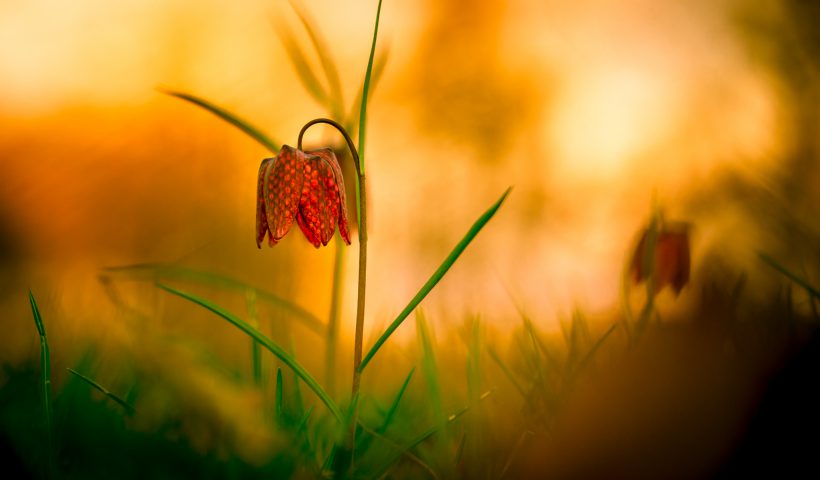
{"left": 257, "top": 145, "right": 351, "bottom": 248}
{"left": 630, "top": 221, "right": 691, "bottom": 296}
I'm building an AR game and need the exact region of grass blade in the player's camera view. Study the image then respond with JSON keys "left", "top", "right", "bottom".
{"left": 159, "top": 88, "right": 279, "bottom": 153}
{"left": 246, "top": 289, "right": 263, "bottom": 387}
{"left": 67, "top": 368, "right": 135, "bottom": 414}
{"left": 273, "top": 18, "right": 329, "bottom": 108}
{"left": 346, "top": 46, "right": 390, "bottom": 134}
{"left": 289, "top": 0, "right": 345, "bottom": 119}
{"left": 575, "top": 323, "right": 618, "bottom": 374}
{"left": 356, "top": 0, "right": 384, "bottom": 174}
{"left": 276, "top": 367, "right": 284, "bottom": 423}
{"left": 359, "top": 187, "right": 513, "bottom": 372}
{"left": 104, "top": 263, "right": 325, "bottom": 335}
{"left": 759, "top": 252, "right": 820, "bottom": 299}
{"left": 379, "top": 368, "right": 415, "bottom": 435}
{"left": 28, "top": 291, "right": 54, "bottom": 476}
{"left": 157, "top": 283, "right": 343, "bottom": 421}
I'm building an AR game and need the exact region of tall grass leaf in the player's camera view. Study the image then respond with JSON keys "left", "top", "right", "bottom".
{"left": 157, "top": 283, "right": 343, "bottom": 421}
{"left": 575, "top": 323, "right": 618, "bottom": 374}
{"left": 359, "top": 187, "right": 513, "bottom": 372}
{"left": 105, "top": 263, "right": 325, "bottom": 335}
{"left": 378, "top": 368, "right": 415, "bottom": 435}
{"left": 416, "top": 311, "right": 444, "bottom": 426}
{"left": 246, "top": 289, "right": 263, "bottom": 387}
{"left": 273, "top": 18, "right": 329, "bottom": 108}
{"left": 67, "top": 368, "right": 136, "bottom": 414}
{"left": 288, "top": 0, "right": 344, "bottom": 119}
{"left": 759, "top": 252, "right": 820, "bottom": 299}
{"left": 346, "top": 46, "right": 390, "bottom": 134}
{"left": 356, "top": 0, "right": 384, "bottom": 174}
{"left": 158, "top": 89, "right": 279, "bottom": 153}
{"left": 276, "top": 367, "right": 284, "bottom": 423}
{"left": 28, "top": 291, "right": 54, "bottom": 476}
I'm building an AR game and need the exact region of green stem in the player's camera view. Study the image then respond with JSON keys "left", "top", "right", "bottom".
{"left": 297, "top": 118, "right": 367, "bottom": 398}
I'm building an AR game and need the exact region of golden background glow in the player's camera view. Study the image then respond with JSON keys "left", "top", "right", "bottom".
{"left": 1, "top": 1, "right": 818, "bottom": 451}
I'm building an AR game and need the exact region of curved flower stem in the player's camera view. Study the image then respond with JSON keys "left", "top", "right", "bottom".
{"left": 297, "top": 118, "right": 368, "bottom": 400}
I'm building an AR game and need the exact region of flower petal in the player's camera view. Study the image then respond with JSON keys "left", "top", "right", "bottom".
{"left": 256, "top": 157, "right": 274, "bottom": 248}
{"left": 264, "top": 145, "right": 305, "bottom": 245}
{"left": 310, "top": 148, "right": 351, "bottom": 245}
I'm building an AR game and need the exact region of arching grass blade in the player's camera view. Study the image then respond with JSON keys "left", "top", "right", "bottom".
{"left": 159, "top": 88, "right": 279, "bottom": 153}
{"left": 359, "top": 187, "right": 512, "bottom": 372}
{"left": 157, "top": 283, "right": 343, "bottom": 421}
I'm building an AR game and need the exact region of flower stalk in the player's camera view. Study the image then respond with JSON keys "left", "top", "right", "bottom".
{"left": 297, "top": 118, "right": 367, "bottom": 401}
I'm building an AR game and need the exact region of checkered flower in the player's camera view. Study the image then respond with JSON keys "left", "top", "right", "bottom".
{"left": 257, "top": 145, "right": 351, "bottom": 248}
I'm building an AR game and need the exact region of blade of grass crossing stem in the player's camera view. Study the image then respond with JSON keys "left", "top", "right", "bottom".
{"left": 105, "top": 263, "right": 325, "bottom": 335}
{"left": 28, "top": 291, "right": 54, "bottom": 477}
{"left": 157, "top": 283, "right": 343, "bottom": 421}
{"left": 159, "top": 89, "right": 279, "bottom": 153}
{"left": 67, "top": 368, "right": 136, "bottom": 414}
{"left": 359, "top": 187, "right": 512, "bottom": 372}
{"left": 289, "top": 0, "right": 344, "bottom": 119}
{"left": 246, "top": 289, "right": 263, "bottom": 387}
{"left": 357, "top": 0, "right": 383, "bottom": 174}
{"left": 759, "top": 253, "right": 820, "bottom": 299}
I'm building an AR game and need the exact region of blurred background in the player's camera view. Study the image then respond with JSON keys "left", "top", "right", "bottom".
{"left": 1, "top": 0, "right": 819, "bottom": 470}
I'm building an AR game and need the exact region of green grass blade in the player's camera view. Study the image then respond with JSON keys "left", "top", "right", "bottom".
{"left": 359, "top": 187, "right": 513, "bottom": 372}
{"left": 289, "top": 0, "right": 344, "bottom": 119}
{"left": 67, "top": 368, "right": 136, "bottom": 414}
{"left": 157, "top": 283, "right": 343, "bottom": 421}
{"left": 159, "top": 88, "right": 279, "bottom": 153}
{"left": 28, "top": 291, "right": 54, "bottom": 476}
{"left": 273, "top": 18, "right": 329, "bottom": 108}
{"left": 416, "top": 311, "right": 444, "bottom": 426}
{"left": 104, "top": 263, "right": 325, "bottom": 335}
{"left": 378, "top": 368, "right": 414, "bottom": 435}
{"left": 246, "top": 289, "right": 263, "bottom": 387}
{"left": 346, "top": 46, "right": 390, "bottom": 134}
{"left": 759, "top": 252, "right": 820, "bottom": 299}
{"left": 575, "top": 323, "right": 617, "bottom": 374}
{"left": 356, "top": 0, "right": 384, "bottom": 174}
{"left": 276, "top": 367, "right": 284, "bottom": 422}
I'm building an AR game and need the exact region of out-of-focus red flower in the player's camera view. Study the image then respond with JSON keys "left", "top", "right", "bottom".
{"left": 630, "top": 222, "right": 691, "bottom": 296}
{"left": 257, "top": 145, "right": 351, "bottom": 248}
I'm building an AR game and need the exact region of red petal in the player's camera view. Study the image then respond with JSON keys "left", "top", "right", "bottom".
{"left": 264, "top": 146, "right": 305, "bottom": 244}
{"left": 310, "top": 148, "right": 351, "bottom": 245}
{"left": 256, "top": 157, "right": 273, "bottom": 248}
